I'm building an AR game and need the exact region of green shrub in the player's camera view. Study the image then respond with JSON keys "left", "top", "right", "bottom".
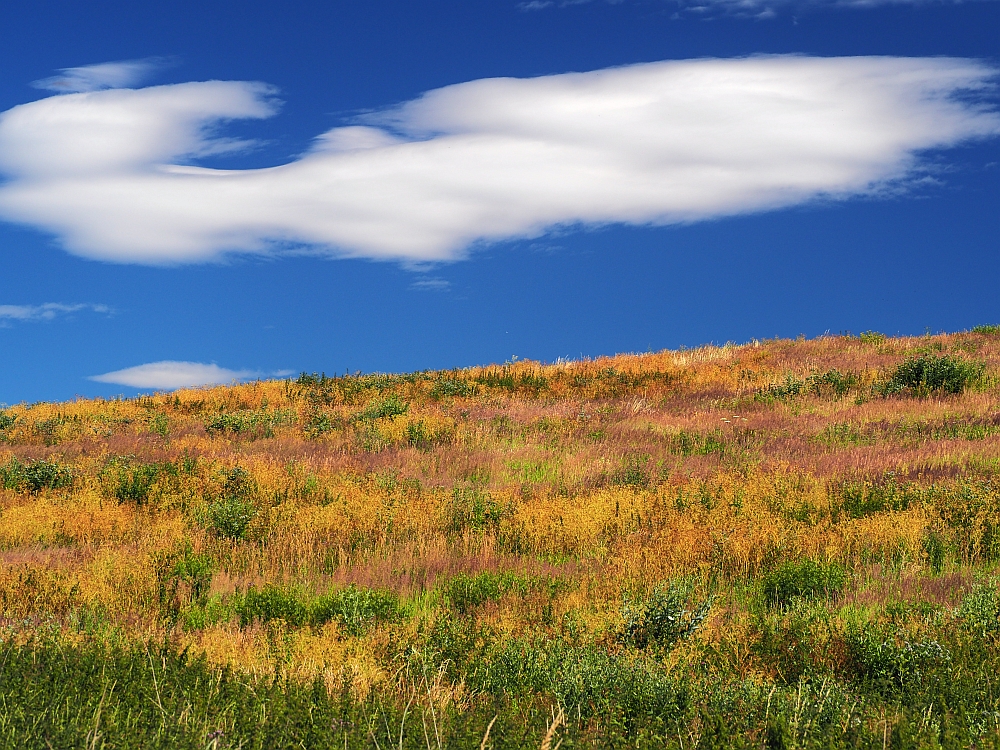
{"left": 442, "top": 571, "right": 530, "bottom": 614}
{"left": 1, "top": 459, "right": 73, "bottom": 494}
{"left": 879, "top": 354, "right": 984, "bottom": 397}
{"left": 0, "top": 411, "right": 15, "bottom": 432}
{"left": 858, "top": 331, "right": 886, "bottom": 345}
{"left": 430, "top": 378, "right": 475, "bottom": 399}
{"left": 236, "top": 585, "right": 309, "bottom": 627}
{"left": 207, "top": 496, "right": 255, "bottom": 541}
{"left": 101, "top": 459, "right": 164, "bottom": 504}
{"left": 618, "top": 579, "right": 712, "bottom": 650}
{"left": 848, "top": 630, "right": 952, "bottom": 697}
{"left": 205, "top": 409, "right": 295, "bottom": 438}
{"left": 972, "top": 324, "right": 1000, "bottom": 335}
{"left": 445, "top": 485, "right": 507, "bottom": 535}
{"left": 957, "top": 580, "right": 1000, "bottom": 639}
{"left": 353, "top": 395, "right": 408, "bottom": 422}
{"left": 611, "top": 454, "right": 650, "bottom": 487}
{"left": 761, "top": 559, "right": 846, "bottom": 608}
{"left": 311, "top": 586, "right": 403, "bottom": 635}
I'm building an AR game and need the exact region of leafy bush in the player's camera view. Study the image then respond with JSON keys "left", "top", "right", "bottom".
{"left": 957, "top": 580, "right": 1000, "bottom": 639}
{"left": 236, "top": 585, "right": 309, "bottom": 627}
{"left": 430, "top": 378, "right": 475, "bottom": 399}
{"left": 0, "top": 411, "right": 15, "bottom": 431}
{"left": 233, "top": 585, "right": 403, "bottom": 635}
{"left": 442, "top": 571, "right": 533, "bottom": 614}
{"left": 100, "top": 459, "right": 164, "bottom": 504}
{"left": 353, "top": 395, "right": 408, "bottom": 422}
{"left": 761, "top": 559, "right": 846, "bottom": 608}
{"left": 879, "top": 354, "right": 984, "bottom": 397}
{"left": 312, "top": 586, "right": 403, "bottom": 636}
{"left": 0, "top": 458, "right": 73, "bottom": 493}
{"left": 972, "top": 324, "right": 1000, "bottom": 335}
{"left": 848, "top": 630, "right": 952, "bottom": 697}
{"left": 618, "top": 579, "right": 712, "bottom": 650}
{"left": 858, "top": 331, "right": 886, "bottom": 345}
{"left": 207, "top": 496, "right": 256, "bottom": 540}
{"left": 205, "top": 409, "right": 295, "bottom": 438}
{"left": 445, "top": 485, "right": 508, "bottom": 535}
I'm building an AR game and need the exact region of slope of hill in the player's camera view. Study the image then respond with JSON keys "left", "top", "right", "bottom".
{"left": 3, "top": 331, "right": 1000, "bottom": 747}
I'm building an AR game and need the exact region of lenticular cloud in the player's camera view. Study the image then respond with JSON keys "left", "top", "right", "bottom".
{"left": 0, "top": 56, "right": 997, "bottom": 265}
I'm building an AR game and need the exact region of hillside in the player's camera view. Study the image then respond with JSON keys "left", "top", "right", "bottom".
{"left": 3, "top": 330, "right": 1000, "bottom": 748}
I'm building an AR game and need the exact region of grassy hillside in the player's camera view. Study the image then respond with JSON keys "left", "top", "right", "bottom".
{"left": 3, "top": 330, "right": 1000, "bottom": 748}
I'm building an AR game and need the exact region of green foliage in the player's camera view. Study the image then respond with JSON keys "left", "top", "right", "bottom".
{"left": 0, "top": 411, "right": 15, "bottom": 432}
{"left": 206, "top": 497, "right": 255, "bottom": 541}
{"left": 236, "top": 585, "right": 310, "bottom": 627}
{"left": 859, "top": 330, "right": 886, "bottom": 345}
{"left": 205, "top": 408, "right": 296, "bottom": 438}
{"left": 429, "top": 377, "right": 475, "bottom": 399}
{"left": 618, "top": 578, "right": 712, "bottom": 650}
{"left": 148, "top": 411, "right": 169, "bottom": 437}
{"left": 879, "top": 354, "right": 985, "bottom": 397}
{"left": 972, "top": 324, "right": 1000, "bottom": 335}
{"left": 838, "top": 475, "right": 915, "bottom": 518}
{"left": 957, "top": 580, "right": 1000, "bottom": 639}
{"left": 205, "top": 468, "right": 257, "bottom": 541}
{"left": 0, "top": 458, "right": 73, "bottom": 493}
{"left": 848, "top": 629, "right": 952, "bottom": 698}
{"left": 756, "top": 369, "right": 859, "bottom": 403}
{"left": 303, "top": 411, "right": 337, "bottom": 438}
{"left": 611, "top": 453, "right": 651, "bottom": 487}
{"left": 311, "top": 586, "right": 403, "bottom": 636}
{"left": 761, "top": 559, "right": 846, "bottom": 608}
{"left": 234, "top": 585, "right": 403, "bottom": 636}
{"left": 441, "top": 571, "right": 537, "bottom": 614}
{"left": 100, "top": 458, "right": 166, "bottom": 504}
{"left": 445, "top": 484, "right": 508, "bottom": 535}
{"left": 352, "top": 395, "right": 408, "bottom": 422}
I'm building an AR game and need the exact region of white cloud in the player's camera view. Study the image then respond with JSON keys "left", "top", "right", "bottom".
{"left": 0, "top": 56, "right": 996, "bottom": 265}
{"left": 520, "top": 0, "right": 995, "bottom": 13}
{"left": 31, "top": 58, "right": 171, "bottom": 94}
{"left": 0, "top": 302, "right": 110, "bottom": 324}
{"left": 89, "top": 361, "right": 255, "bottom": 390}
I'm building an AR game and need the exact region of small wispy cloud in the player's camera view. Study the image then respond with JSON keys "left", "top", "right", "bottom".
{"left": 518, "top": 0, "right": 995, "bottom": 14}
{"left": 410, "top": 278, "right": 451, "bottom": 291}
{"left": 0, "top": 302, "right": 110, "bottom": 325}
{"left": 31, "top": 57, "right": 174, "bottom": 94}
{"left": 89, "top": 361, "right": 256, "bottom": 390}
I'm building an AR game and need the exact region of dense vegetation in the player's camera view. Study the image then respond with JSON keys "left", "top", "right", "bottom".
{"left": 3, "top": 331, "right": 1000, "bottom": 747}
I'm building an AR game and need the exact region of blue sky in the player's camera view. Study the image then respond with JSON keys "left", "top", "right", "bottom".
{"left": 1, "top": 0, "right": 998, "bottom": 402}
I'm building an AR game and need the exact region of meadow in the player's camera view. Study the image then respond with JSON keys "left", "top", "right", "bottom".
{"left": 4, "top": 330, "right": 1000, "bottom": 747}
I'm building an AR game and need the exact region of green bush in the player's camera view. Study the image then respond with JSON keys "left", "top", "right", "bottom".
{"left": 233, "top": 585, "right": 403, "bottom": 635}
{"left": 618, "top": 579, "right": 712, "bottom": 650}
{"left": 0, "top": 458, "right": 73, "bottom": 493}
{"left": 430, "top": 378, "right": 475, "bottom": 399}
{"left": 236, "top": 585, "right": 309, "bottom": 627}
{"left": 353, "top": 395, "right": 408, "bottom": 422}
{"left": 205, "top": 409, "right": 295, "bottom": 438}
{"left": 761, "top": 559, "right": 846, "bottom": 608}
{"left": 312, "top": 585, "right": 403, "bottom": 635}
{"left": 957, "top": 580, "right": 1000, "bottom": 639}
{"left": 0, "top": 411, "right": 15, "bottom": 431}
{"left": 445, "top": 485, "right": 508, "bottom": 535}
{"left": 848, "top": 630, "right": 952, "bottom": 698}
{"left": 207, "top": 496, "right": 255, "bottom": 541}
{"left": 442, "top": 571, "right": 531, "bottom": 614}
{"left": 972, "top": 324, "right": 1000, "bottom": 335}
{"left": 101, "top": 459, "right": 164, "bottom": 504}
{"left": 879, "top": 354, "right": 984, "bottom": 397}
